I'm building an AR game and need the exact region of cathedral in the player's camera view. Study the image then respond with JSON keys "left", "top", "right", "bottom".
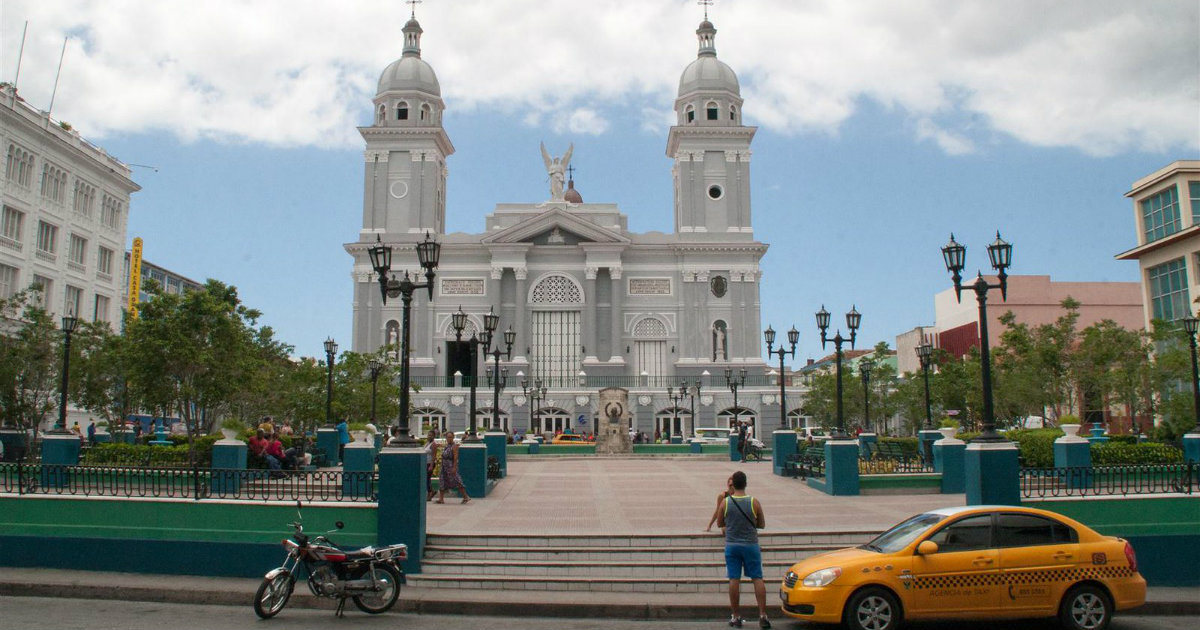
{"left": 345, "top": 14, "right": 801, "bottom": 438}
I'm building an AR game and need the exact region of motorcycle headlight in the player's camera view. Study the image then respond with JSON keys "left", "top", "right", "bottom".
{"left": 801, "top": 567, "right": 842, "bottom": 587}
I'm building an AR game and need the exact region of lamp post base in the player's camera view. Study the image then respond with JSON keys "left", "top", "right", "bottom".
{"left": 964, "top": 440, "right": 1020, "bottom": 506}
{"left": 772, "top": 430, "right": 798, "bottom": 477}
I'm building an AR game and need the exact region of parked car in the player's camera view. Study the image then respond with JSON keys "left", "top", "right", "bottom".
{"left": 551, "top": 434, "right": 590, "bottom": 445}
{"left": 779, "top": 505, "right": 1145, "bottom": 630}
{"left": 692, "top": 427, "right": 732, "bottom": 444}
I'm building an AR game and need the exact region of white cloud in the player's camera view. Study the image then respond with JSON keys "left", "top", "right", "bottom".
{"left": 3, "top": 0, "right": 1195, "bottom": 156}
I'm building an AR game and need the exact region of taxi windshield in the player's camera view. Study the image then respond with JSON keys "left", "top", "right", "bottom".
{"left": 861, "top": 513, "right": 946, "bottom": 553}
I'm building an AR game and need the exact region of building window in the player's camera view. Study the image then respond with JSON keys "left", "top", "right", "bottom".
{"left": 414, "top": 407, "right": 447, "bottom": 434}
{"left": 0, "top": 263, "right": 17, "bottom": 299}
{"left": 36, "top": 221, "right": 58, "bottom": 257}
{"left": 97, "top": 246, "right": 114, "bottom": 276}
{"left": 685, "top": 105, "right": 695, "bottom": 123}
{"left": 1, "top": 205, "right": 24, "bottom": 250}
{"left": 730, "top": 105, "right": 737, "bottom": 121}
{"left": 706, "top": 101, "right": 719, "bottom": 120}
{"left": 31, "top": 275, "right": 52, "bottom": 310}
{"left": 1190, "top": 181, "right": 1200, "bottom": 225}
{"left": 68, "top": 234, "right": 87, "bottom": 270}
{"left": 64, "top": 285, "right": 82, "bottom": 317}
{"left": 93, "top": 294, "right": 111, "bottom": 323}
{"left": 41, "top": 163, "right": 67, "bottom": 203}
{"left": 1148, "top": 258, "right": 1189, "bottom": 321}
{"left": 101, "top": 195, "right": 123, "bottom": 228}
{"left": 396, "top": 101, "right": 409, "bottom": 120}
{"left": 1141, "top": 185, "right": 1181, "bottom": 243}
{"left": 5, "top": 143, "right": 34, "bottom": 187}
{"left": 74, "top": 180, "right": 96, "bottom": 217}
{"left": 420, "top": 104, "right": 431, "bottom": 121}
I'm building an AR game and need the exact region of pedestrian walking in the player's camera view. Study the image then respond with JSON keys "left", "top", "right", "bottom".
{"left": 424, "top": 430, "right": 440, "bottom": 501}
{"left": 737, "top": 421, "right": 748, "bottom": 462}
{"left": 435, "top": 432, "right": 470, "bottom": 504}
{"left": 716, "top": 470, "right": 769, "bottom": 629}
{"left": 335, "top": 417, "right": 350, "bottom": 463}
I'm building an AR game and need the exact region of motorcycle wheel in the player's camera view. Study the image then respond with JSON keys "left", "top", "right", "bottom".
{"left": 351, "top": 564, "right": 401, "bottom": 614}
{"left": 253, "top": 572, "right": 294, "bottom": 619}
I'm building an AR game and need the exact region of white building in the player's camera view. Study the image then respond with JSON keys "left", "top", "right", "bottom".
{"left": 1, "top": 84, "right": 138, "bottom": 326}
{"left": 344, "top": 16, "right": 808, "bottom": 437}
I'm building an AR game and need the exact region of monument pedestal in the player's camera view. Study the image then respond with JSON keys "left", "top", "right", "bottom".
{"left": 342, "top": 442, "right": 376, "bottom": 497}
{"left": 377, "top": 446, "right": 426, "bottom": 574}
{"left": 484, "top": 431, "right": 507, "bottom": 478}
{"left": 933, "top": 438, "right": 966, "bottom": 494}
{"left": 458, "top": 443, "right": 488, "bottom": 498}
{"left": 965, "top": 441, "right": 1020, "bottom": 506}
{"left": 316, "top": 428, "right": 339, "bottom": 465}
{"left": 772, "top": 430, "right": 798, "bottom": 477}
{"left": 210, "top": 439, "right": 247, "bottom": 496}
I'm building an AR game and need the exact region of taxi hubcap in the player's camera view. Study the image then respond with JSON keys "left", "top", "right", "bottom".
{"left": 856, "top": 596, "right": 893, "bottom": 630}
{"left": 1071, "top": 593, "right": 1105, "bottom": 629}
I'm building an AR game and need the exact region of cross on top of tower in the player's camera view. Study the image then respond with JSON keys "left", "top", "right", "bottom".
{"left": 567, "top": 164, "right": 576, "bottom": 180}
{"left": 406, "top": 0, "right": 422, "bottom": 18}
{"left": 698, "top": 0, "right": 713, "bottom": 20}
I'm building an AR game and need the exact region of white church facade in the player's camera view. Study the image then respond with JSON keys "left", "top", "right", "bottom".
{"left": 345, "top": 15, "right": 808, "bottom": 438}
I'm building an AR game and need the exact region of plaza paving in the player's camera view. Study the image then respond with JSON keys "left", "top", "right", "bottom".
{"left": 427, "top": 455, "right": 964, "bottom": 535}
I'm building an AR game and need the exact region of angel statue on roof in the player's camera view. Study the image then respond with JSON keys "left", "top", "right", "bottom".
{"left": 540, "top": 141, "right": 573, "bottom": 201}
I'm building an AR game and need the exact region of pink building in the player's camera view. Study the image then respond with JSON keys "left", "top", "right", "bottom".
{"left": 934, "top": 275, "right": 1143, "bottom": 359}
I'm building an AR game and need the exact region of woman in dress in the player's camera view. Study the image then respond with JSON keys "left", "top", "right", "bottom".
{"left": 436, "top": 432, "right": 470, "bottom": 504}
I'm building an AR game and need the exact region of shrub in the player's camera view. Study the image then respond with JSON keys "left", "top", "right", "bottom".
{"left": 1105, "top": 434, "right": 1138, "bottom": 445}
{"left": 82, "top": 443, "right": 191, "bottom": 467}
{"left": 1090, "top": 442, "right": 1184, "bottom": 466}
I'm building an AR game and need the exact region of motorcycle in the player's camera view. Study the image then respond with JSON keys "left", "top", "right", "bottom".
{"left": 254, "top": 501, "right": 407, "bottom": 619}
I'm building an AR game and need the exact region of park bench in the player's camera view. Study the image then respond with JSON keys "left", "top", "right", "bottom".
{"left": 786, "top": 445, "right": 825, "bottom": 479}
{"left": 875, "top": 441, "right": 918, "bottom": 461}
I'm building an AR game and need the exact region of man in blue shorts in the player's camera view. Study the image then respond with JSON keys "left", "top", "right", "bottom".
{"left": 717, "top": 470, "right": 769, "bottom": 628}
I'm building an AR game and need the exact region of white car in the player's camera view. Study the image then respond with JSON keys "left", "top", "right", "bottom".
{"left": 692, "top": 427, "right": 732, "bottom": 444}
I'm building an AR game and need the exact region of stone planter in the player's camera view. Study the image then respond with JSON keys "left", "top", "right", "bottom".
{"left": 938, "top": 427, "right": 958, "bottom": 441}
{"left": 1056, "top": 423, "right": 1087, "bottom": 443}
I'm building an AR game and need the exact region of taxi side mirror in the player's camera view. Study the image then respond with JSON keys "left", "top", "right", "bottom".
{"left": 917, "top": 540, "right": 939, "bottom": 555}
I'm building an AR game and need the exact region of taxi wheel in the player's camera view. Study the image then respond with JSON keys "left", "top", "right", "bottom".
{"left": 1059, "top": 584, "right": 1112, "bottom": 630}
{"left": 844, "top": 587, "right": 901, "bottom": 630}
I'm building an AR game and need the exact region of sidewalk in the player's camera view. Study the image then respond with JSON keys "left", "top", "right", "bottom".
{"left": 1, "top": 567, "right": 1197, "bottom": 619}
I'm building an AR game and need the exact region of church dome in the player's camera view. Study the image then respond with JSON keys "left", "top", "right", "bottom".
{"left": 376, "top": 18, "right": 441, "bottom": 97}
{"left": 564, "top": 179, "right": 583, "bottom": 203}
{"left": 676, "top": 20, "right": 739, "bottom": 98}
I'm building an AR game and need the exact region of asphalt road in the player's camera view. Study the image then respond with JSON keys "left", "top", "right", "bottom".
{"left": 0, "top": 597, "right": 1196, "bottom": 630}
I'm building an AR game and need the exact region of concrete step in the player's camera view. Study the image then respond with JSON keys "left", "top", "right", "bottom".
{"left": 423, "top": 543, "right": 841, "bottom": 562}
{"left": 419, "top": 557, "right": 803, "bottom": 578}
{"left": 425, "top": 531, "right": 876, "bottom": 548}
{"left": 406, "top": 574, "right": 779, "bottom": 593}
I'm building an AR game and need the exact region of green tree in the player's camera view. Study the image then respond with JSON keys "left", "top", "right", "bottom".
{"left": 1073, "top": 320, "right": 1154, "bottom": 432}
{"left": 0, "top": 289, "right": 59, "bottom": 435}
{"left": 70, "top": 317, "right": 136, "bottom": 437}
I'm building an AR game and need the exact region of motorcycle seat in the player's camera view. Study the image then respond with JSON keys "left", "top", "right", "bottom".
{"left": 342, "top": 547, "right": 375, "bottom": 561}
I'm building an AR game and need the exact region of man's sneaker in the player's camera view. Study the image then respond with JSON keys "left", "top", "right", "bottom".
{"left": 728, "top": 615, "right": 744, "bottom": 627}
{"left": 759, "top": 616, "right": 771, "bottom": 629}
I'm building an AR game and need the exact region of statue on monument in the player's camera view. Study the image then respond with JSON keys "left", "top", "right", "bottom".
{"left": 540, "top": 141, "right": 573, "bottom": 201}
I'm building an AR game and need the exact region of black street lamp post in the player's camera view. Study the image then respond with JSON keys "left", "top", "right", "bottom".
{"left": 917, "top": 342, "right": 935, "bottom": 430}
{"left": 765, "top": 325, "right": 800, "bottom": 430}
{"left": 941, "top": 231, "right": 1012, "bottom": 442}
{"left": 667, "top": 386, "right": 687, "bottom": 438}
{"left": 724, "top": 368, "right": 747, "bottom": 429}
{"left": 683, "top": 377, "right": 703, "bottom": 438}
{"left": 367, "top": 358, "right": 383, "bottom": 427}
{"left": 1182, "top": 314, "right": 1200, "bottom": 434}
{"left": 367, "top": 232, "right": 441, "bottom": 446}
{"left": 859, "top": 357, "right": 874, "bottom": 434}
{"left": 452, "top": 306, "right": 501, "bottom": 442}
{"left": 484, "top": 325, "right": 517, "bottom": 434}
{"left": 54, "top": 314, "right": 78, "bottom": 433}
{"left": 521, "top": 377, "right": 547, "bottom": 434}
{"left": 816, "top": 305, "right": 862, "bottom": 438}
{"left": 323, "top": 337, "right": 338, "bottom": 428}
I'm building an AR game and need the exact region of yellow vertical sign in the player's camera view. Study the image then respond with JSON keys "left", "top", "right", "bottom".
{"left": 128, "top": 237, "right": 143, "bottom": 319}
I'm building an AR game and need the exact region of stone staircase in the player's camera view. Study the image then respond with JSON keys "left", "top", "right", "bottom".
{"left": 411, "top": 530, "right": 881, "bottom": 593}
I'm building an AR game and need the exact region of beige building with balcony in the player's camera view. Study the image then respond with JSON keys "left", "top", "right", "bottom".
{"left": 1116, "top": 160, "right": 1200, "bottom": 328}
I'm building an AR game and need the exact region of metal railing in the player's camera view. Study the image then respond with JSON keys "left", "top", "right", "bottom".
{"left": 859, "top": 456, "right": 935, "bottom": 474}
{"left": 1020, "top": 463, "right": 1197, "bottom": 498}
{"left": 0, "top": 463, "right": 377, "bottom": 502}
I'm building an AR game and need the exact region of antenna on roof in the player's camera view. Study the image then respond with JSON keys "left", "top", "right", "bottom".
{"left": 406, "top": 0, "right": 422, "bottom": 18}
{"left": 698, "top": 0, "right": 713, "bottom": 20}
{"left": 13, "top": 21, "right": 28, "bottom": 90}
{"left": 128, "top": 164, "right": 160, "bottom": 173}
{"left": 47, "top": 36, "right": 68, "bottom": 116}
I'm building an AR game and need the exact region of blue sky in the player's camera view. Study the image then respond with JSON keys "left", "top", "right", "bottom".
{"left": 4, "top": 1, "right": 1197, "bottom": 362}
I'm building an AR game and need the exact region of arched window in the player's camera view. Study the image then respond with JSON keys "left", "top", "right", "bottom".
{"left": 718, "top": 407, "right": 757, "bottom": 433}
{"left": 396, "top": 101, "right": 409, "bottom": 121}
{"left": 531, "top": 407, "right": 572, "bottom": 436}
{"left": 420, "top": 104, "right": 432, "bottom": 121}
{"left": 787, "top": 409, "right": 813, "bottom": 431}
{"left": 706, "top": 101, "right": 719, "bottom": 121}
{"left": 633, "top": 317, "right": 668, "bottom": 379}
{"left": 530, "top": 274, "right": 583, "bottom": 304}
{"left": 476, "top": 407, "right": 510, "bottom": 432}
{"left": 685, "top": 105, "right": 695, "bottom": 124}
{"left": 655, "top": 407, "right": 691, "bottom": 439}
{"left": 529, "top": 274, "right": 584, "bottom": 385}
{"left": 414, "top": 407, "right": 447, "bottom": 434}
{"left": 730, "top": 105, "right": 737, "bottom": 122}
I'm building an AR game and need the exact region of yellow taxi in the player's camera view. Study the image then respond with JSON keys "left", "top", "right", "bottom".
{"left": 779, "top": 506, "right": 1145, "bottom": 630}
{"left": 550, "top": 433, "right": 591, "bottom": 445}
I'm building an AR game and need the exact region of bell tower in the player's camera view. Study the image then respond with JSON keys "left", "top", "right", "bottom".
{"left": 666, "top": 18, "right": 756, "bottom": 238}
{"left": 360, "top": 15, "right": 454, "bottom": 237}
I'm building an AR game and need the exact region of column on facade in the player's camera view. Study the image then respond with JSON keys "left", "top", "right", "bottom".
{"left": 584, "top": 268, "right": 598, "bottom": 359}
{"left": 732, "top": 270, "right": 746, "bottom": 361}
{"left": 609, "top": 267, "right": 623, "bottom": 361}
{"left": 696, "top": 270, "right": 710, "bottom": 361}
{"left": 514, "top": 267, "right": 528, "bottom": 361}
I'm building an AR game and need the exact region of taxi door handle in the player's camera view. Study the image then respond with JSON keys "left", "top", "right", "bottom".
{"left": 972, "top": 557, "right": 994, "bottom": 566}
{"left": 1053, "top": 552, "right": 1074, "bottom": 560}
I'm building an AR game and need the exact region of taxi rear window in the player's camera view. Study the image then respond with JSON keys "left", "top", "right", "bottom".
{"left": 995, "top": 513, "right": 1077, "bottom": 547}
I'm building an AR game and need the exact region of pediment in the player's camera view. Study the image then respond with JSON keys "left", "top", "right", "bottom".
{"left": 480, "top": 208, "right": 630, "bottom": 245}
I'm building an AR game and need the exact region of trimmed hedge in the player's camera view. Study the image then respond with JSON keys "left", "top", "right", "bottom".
{"left": 1090, "top": 442, "right": 1184, "bottom": 466}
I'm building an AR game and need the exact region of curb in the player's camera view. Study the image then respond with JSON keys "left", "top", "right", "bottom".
{"left": 1, "top": 580, "right": 1196, "bottom": 619}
